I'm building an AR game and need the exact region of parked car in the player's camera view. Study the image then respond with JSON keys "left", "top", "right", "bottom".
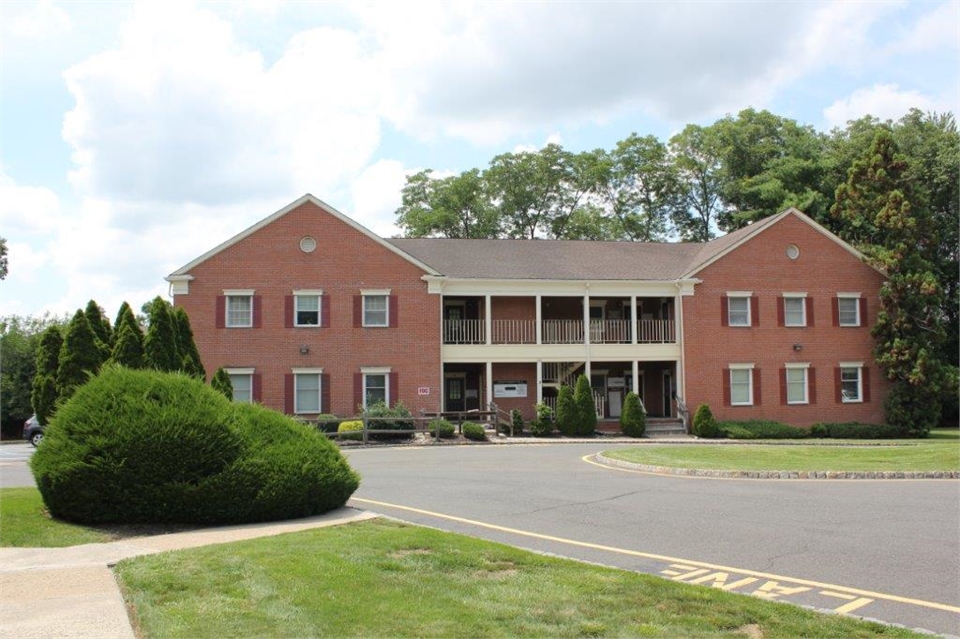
{"left": 23, "top": 415, "right": 44, "bottom": 447}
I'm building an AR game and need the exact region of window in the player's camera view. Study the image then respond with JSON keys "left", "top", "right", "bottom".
{"left": 226, "top": 294, "right": 253, "bottom": 327}
{"left": 729, "top": 366, "right": 753, "bottom": 406}
{"left": 363, "top": 294, "right": 388, "bottom": 327}
{"left": 294, "top": 372, "right": 321, "bottom": 413}
{"left": 225, "top": 368, "right": 254, "bottom": 403}
{"left": 785, "top": 366, "right": 808, "bottom": 404}
{"left": 295, "top": 294, "right": 321, "bottom": 327}
{"left": 364, "top": 373, "right": 387, "bottom": 407}
{"left": 840, "top": 365, "right": 862, "bottom": 403}
{"left": 728, "top": 296, "right": 750, "bottom": 327}
{"left": 838, "top": 296, "right": 860, "bottom": 327}
{"left": 783, "top": 296, "right": 806, "bottom": 327}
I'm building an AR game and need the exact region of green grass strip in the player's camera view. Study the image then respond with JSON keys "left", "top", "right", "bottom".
{"left": 0, "top": 487, "right": 113, "bottom": 547}
{"left": 116, "top": 519, "right": 923, "bottom": 638}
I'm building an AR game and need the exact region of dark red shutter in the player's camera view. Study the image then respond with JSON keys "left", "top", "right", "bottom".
{"left": 284, "top": 295, "right": 294, "bottom": 328}
{"left": 862, "top": 367, "right": 871, "bottom": 403}
{"left": 353, "top": 296, "right": 362, "bottom": 327}
{"left": 321, "top": 296, "right": 330, "bottom": 328}
{"left": 389, "top": 295, "right": 398, "bottom": 328}
{"left": 216, "top": 296, "right": 225, "bottom": 328}
{"left": 720, "top": 296, "right": 729, "bottom": 326}
{"left": 832, "top": 297, "right": 839, "bottom": 327}
{"left": 809, "top": 368, "right": 817, "bottom": 405}
{"left": 284, "top": 374, "right": 294, "bottom": 414}
{"left": 353, "top": 373, "right": 363, "bottom": 413}
{"left": 750, "top": 296, "right": 759, "bottom": 326}
{"left": 753, "top": 368, "right": 762, "bottom": 405}
{"left": 722, "top": 369, "right": 731, "bottom": 406}
{"left": 252, "top": 374, "right": 262, "bottom": 403}
{"left": 834, "top": 368, "right": 843, "bottom": 403}
{"left": 321, "top": 373, "right": 330, "bottom": 414}
{"left": 777, "top": 297, "right": 785, "bottom": 327}
{"left": 252, "top": 296, "right": 262, "bottom": 328}
{"left": 859, "top": 298, "right": 868, "bottom": 326}
{"left": 779, "top": 368, "right": 787, "bottom": 405}
{"left": 389, "top": 372, "right": 399, "bottom": 407}
{"left": 806, "top": 297, "right": 815, "bottom": 327}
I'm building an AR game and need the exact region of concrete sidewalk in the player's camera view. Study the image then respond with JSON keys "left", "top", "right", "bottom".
{"left": 0, "top": 508, "right": 378, "bottom": 639}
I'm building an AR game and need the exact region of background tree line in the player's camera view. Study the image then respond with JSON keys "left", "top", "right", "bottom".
{"left": 396, "top": 108, "right": 958, "bottom": 432}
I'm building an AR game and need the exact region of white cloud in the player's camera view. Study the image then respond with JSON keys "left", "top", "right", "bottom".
{"left": 0, "top": 170, "right": 62, "bottom": 236}
{"left": 1, "top": 1, "right": 72, "bottom": 40}
{"left": 4, "top": 240, "right": 50, "bottom": 285}
{"left": 350, "top": 160, "right": 410, "bottom": 237}
{"left": 887, "top": 1, "right": 960, "bottom": 54}
{"left": 823, "top": 84, "right": 945, "bottom": 128}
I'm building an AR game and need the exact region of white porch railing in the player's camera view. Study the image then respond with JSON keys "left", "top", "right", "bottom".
{"left": 443, "top": 319, "right": 484, "bottom": 344}
{"left": 636, "top": 319, "right": 675, "bottom": 343}
{"left": 589, "top": 319, "right": 632, "bottom": 343}
{"left": 492, "top": 319, "right": 536, "bottom": 344}
{"left": 542, "top": 319, "right": 583, "bottom": 344}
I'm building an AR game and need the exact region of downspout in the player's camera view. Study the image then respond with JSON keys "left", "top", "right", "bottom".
{"left": 674, "top": 280, "right": 688, "bottom": 430}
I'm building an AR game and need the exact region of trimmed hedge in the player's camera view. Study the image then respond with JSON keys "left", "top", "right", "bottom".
{"left": 429, "top": 418, "right": 456, "bottom": 439}
{"left": 811, "top": 422, "right": 909, "bottom": 439}
{"left": 316, "top": 414, "right": 341, "bottom": 433}
{"left": 719, "top": 420, "right": 809, "bottom": 440}
{"left": 363, "top": 401, "right": 414, "bottom": 439}
{"left": 30, "top": 366, "right": 359, "bottom": 525}
{"left": 338, "top": 420, "right": 364, "bottom": 441}
{"left": 530, "top": 402, "right": 554, "bottom": 437}
{"left": 462, "top": 422, "right": 486, "bottom": 441}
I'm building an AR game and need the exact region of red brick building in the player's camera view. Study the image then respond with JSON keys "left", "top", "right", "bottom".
{"left": 168, "top": 194, "right": 888, "bottom": 428}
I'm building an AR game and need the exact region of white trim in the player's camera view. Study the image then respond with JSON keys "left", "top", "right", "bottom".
{"left": 782, "top": 295, "right": 807, "bottom": 327}
{"left": 839, "top": 361, "right": 864, "bottom": 368}
{"left": 727, "top": 294, "right": 751, "bottom": 327}
{"left": 225, "top": 293, "right": 253, "bottom": 328}
{"left": 362, "top": 371, "right": 390, "bottom": 409}
{"left": 167, "top": 194, "right": 440, "bottom": 279}
{"left": 785, "top": 362, "right": 810, "bottom": 369}
{"left": 293, "top": 289, "right": 324, "bottom": 296}
{"left": 362, "top": 293, "right": 390, "bottom": 327}
{"left": 839, "top": 365, "right": 864, "bottom": 404}
{"left": 224, "top": 367, "right": 255, "bottom": 375}
{"left": 728, "top": 363, "right": 755, "bottom": 370}
{"left": 223, "top": 289, "right": 254, "bottom": 296}
{"left": 837, "top": 295, "right": 861, "bottom": 327}
{"left": 785, "top": 365, "right": 809, "bottom": 405}
{"left": 360, "top": 288, "right": 392, "bottom": 296}
{"left": 293, "top": 371, "right": 323, "bottom": 414}
{"left": 360, "top": 366, "right": 392, "bottom": 374}
{"left": 837, "top": 292, "right": 862, "bottom": 298}
{"left": 782, "top": 292, "right": 807, "bottom": 298}
{"left": 726, "top": 290, "right": 753, "bottom": 297}
{"left": 292, "top": 367, "right": 324, "bottom": 374}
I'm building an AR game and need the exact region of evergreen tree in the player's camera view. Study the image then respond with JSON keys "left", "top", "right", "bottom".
{"left": 56, "top": 310, "right": 103, "bottom": 402}
{"left": 831, "top": 131, "right": 947, "bottom": 435}
{"left": 114, "top": 301, "right": 141, "bottom": 336}
{"left": 84, "top": 300, "right": 113, "bottom": 349}
{"left": 173, "top": 307, "right": 205, "bottom": 379}
{"left": 620, "top": 391, "right": 646, "bottom": 437}
{"left": 554, "top": 385, "right": 576, "bottom": 436}
{"left": 110, "top": 321, "right": 145, "bottom": 369}
{"left": 143, "top": 296, "right": 180, "bottom": 372}
{"left": 573, "top": 374, "right": 597, "bottom": 436}
{"left": 211, "top": 367, "right": 234, "bottom": 400}
{"left": 31, "top": 326, "right": 63, "bottom": 424}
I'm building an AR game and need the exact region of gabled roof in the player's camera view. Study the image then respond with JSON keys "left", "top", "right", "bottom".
{"left": 167, "top": 194, "right": 440, "bottom": 278}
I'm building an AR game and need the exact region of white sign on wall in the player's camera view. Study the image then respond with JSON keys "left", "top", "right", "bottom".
{"left": 494, "top": 380, "right": 528, "bottom": 398}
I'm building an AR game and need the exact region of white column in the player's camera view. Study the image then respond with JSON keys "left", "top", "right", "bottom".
{"left": 632, "top": 360, "right": 639, "bottom": 395}
{"left": 486, "top": 361, "right": 493, "bottom": 410}
{"left": 535, "top": 294, "right": 542, "bottom": 345}
{"left": 485, "top": 295, "right": 492, "bottom": 345}
{"left": 674, "top": 284, "right": 685, "bottom": 400}
{"left": 536, "top": 360, "right": 543, "bottom": 405}
{"left": 630, "top": 294, "right": 637, "bottom": 344}
{"left": 583, "top": 293, "right": 590, "bottom": 346}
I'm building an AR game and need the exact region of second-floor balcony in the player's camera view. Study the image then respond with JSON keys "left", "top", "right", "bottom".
{"left": 443, "top": 318, "right": 676, "bottom": 345}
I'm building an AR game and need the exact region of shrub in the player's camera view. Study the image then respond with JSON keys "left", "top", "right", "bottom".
{"left": 316, "top": 414, "right": 341, "bottom": 433}
{"left": 722, "top": 426, "right": 757, "bottom": 440}
{"left": 620, "top": 392, "right": 646, "bottom": 437}
{"left": 30, "top": 366, "right": 359, "bottom": 525}
{"left": 338, "top": 420, "right": 364, "bottom": 441}
{"left": 814, "top": 422, "right": 908, "bottom": 439}
{"left": 363, "top": 401, "right": 414, "bottom": 439}
{"left": 56, "top": 310, "right": 103, "bottom": 401}
{"left": 142, "top": 297, "right": 180, "bottom": 373}
{"left": 692, "top": 404, "right": 721, "bottom": 438}
{"left": 429, "top": 418, "right": 456, "bottom": 439}
{"left": 462, "top": 422, "right": 486, "bottom": 441}
{"left": 718, "top": 420, "right": 807, "bottom": 440}
{"left": 809, "top": 423, "right": 829, "bottom": 439}
{"left": 529, "top": 402, "right": 554, "bottom": 437}
{"left": 573, "top": 374, "right": 597, "bottom": 436}
{"left": 509, "top": 409, "right": 524, "bottom": 435}
{"left": 210, "top": 367, "right": 233, "bottom": 400}
{"left": 554, "top": 385, "right": 576, "bottom": 436}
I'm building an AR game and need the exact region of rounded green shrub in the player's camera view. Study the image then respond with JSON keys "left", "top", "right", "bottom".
{"left": 692, "top": 403, "right": 721, "bottom": 438}
{"left": 316, "top": 414, "right": 341, "bottom": 433}
{"left": 554, "top": 385, "right": 576, "bottom": 436}
{"left": 338, "top": 420, "right": 364, "bottom": 441}
{"left": 462, "top": 422, "right": 486, "bottom": 441}
{"left": 30, "top": 366, "right": 359, "bottom": 525}
{"left": 510, "top": 409, "right": 524, "bottom": 435}
{"left": 429, "top": 418, "right": 456, "bottom": 439}
{"left": 620, "top": 392, "right": 646, "bottom": 437}
{"left": 529, "top": 402, "right": 554, "bottom": 437}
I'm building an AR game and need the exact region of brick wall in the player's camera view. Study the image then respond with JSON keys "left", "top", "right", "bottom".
{"left": 682, "top": 215, "right": 890, "bottom": 427}
{"left": 175, "top": 200, "right": 440, "bottom": 418}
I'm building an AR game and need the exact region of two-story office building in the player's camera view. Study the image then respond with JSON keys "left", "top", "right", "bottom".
{"left": 167, "top": 194, "right": 889, "bottom": 428}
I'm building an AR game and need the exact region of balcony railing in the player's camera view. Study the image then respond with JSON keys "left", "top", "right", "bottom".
{"left": 443, "top": 318, "right": 676, "bottom": 345}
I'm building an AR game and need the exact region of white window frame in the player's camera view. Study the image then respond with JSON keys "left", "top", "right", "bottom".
{"left": 729, "top": 364, "right": 754, "bottom": 406}
{"left": 293, "top": 289, "right": 323, "bottom": 328}
{"left": 223, "top": 289, "right": 254, "bottom": 328}
{"left": 225, "top": 367, "right": 254, "bottom": 403}
{"left": 361, "top": 366, "right": 391, "bottom": 409}
{"left": 785, "top": 363, "right": 809, "bottom": 405}
{"left": 840, "top": 362, "right": 863, "bottom": 404}
{"left": 727, "top": 292, "right": 751, "bottom": 327}
{"left": 361, "top": 289, "right": 391, "bottom": 328}
{"left": 293, "top": 367, "right": 323, "bottom": 414}
{"left": 837, "top": 293, "right": 861, "bottom": 327}
{"left": 783, "top": 293, "right": 807, "bottom": 327}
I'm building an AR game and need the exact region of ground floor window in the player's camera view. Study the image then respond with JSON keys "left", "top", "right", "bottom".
{"left": 364, "top": 373, "right": 388, "bottom": 407}
{"left": 840, "top": 366, "right": 862, "bottom": 403}
{"left": 729, "top": 366, "right": 753, "bottom": 406}
{"left": 786, "top": 366, "right": 808, "bottom": 404}
{"left": 295, "top": 373, "right": 321, "bottom": 413}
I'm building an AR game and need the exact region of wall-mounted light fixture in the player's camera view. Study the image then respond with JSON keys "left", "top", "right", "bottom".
{"left": 299, "top": 345, "right": 310, "bottom": 355}
{"left": 792, "top": 343, "right": 803, "bottom": 352}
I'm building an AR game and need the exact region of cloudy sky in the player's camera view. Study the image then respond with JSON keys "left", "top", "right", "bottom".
{"left": 1, "top": 1, "right": 957, "bottom": 320}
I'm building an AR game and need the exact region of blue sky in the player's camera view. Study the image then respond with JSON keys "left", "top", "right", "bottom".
{"left": 1, "top": 1, "right": 957, "bottom": 320}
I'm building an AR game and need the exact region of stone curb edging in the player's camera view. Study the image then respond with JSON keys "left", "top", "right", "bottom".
{"left": 593, "top": 453, "right": 960, "bottom": 479}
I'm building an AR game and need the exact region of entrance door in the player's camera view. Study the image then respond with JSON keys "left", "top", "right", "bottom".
{"left": 608, "top": 390, "right": 622, "bottom": 418}
{"left": 445, "top": 375, "right": 465, "bottom": 412}
{"left": 662, "top": 370, "right": 674, "bottom": 418}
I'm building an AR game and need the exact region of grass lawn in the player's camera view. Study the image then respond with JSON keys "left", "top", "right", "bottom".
{"left": 605, "top": 429, "right": 959, "bottom": 473}
{"left": 0, "top": 487, "right": 113, "bottom": 547}
{"left": 116, "top": 519, "right": 922, "bottom": 639}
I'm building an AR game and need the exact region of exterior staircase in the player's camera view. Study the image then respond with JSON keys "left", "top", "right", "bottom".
{"left": 644, "top": 417, "right": 688, "bottom": 436}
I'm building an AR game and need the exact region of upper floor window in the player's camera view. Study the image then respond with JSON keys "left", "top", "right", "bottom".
{"left": 838, "top": 295, "right": 861, "bottom": 327}
{"left": 362, "top": 291, "right": 389, "bottom": 327}
{"left": 783, "top": 295, "right": 806, "bottom": 327}
{"left": 727, "top": 294, "right": 751, "bottom": 327}
{"left": 295, "top": 292, "right": 321, "bottom": 327}
{"left": 225, "top": 292, "right": 253, "bottom": 327}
